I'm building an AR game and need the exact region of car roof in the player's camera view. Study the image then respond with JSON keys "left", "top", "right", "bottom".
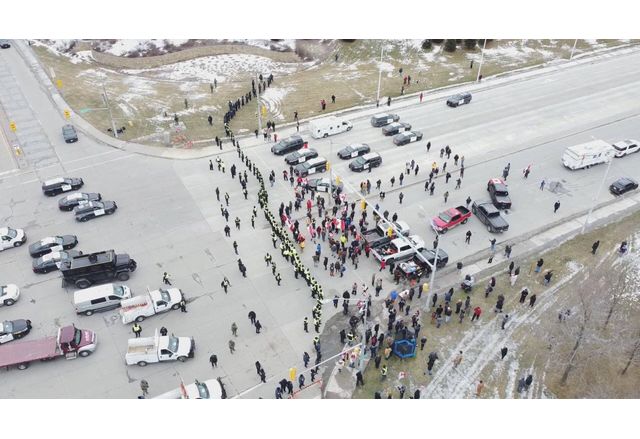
{"left": 477, "top": 202, "right": 499, "bottom": 213}
{"left": 40, "top": 236, "right": 60, "bottom": 245}
{"left": 616, "top": 177, "right": 636, "bottom": 184}
{"left": 44, "top": 177, "right": 65, "bottom": 186}
{"left": 489, "top": 178, "right": 506, "bottom": 185}
{"left": 362, "top": 152, "right": 380, "bottom": 160}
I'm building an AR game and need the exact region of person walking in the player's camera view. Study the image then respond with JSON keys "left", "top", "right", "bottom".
{"left": 420, "top": 336, "right": 427, "bottom": 350}
{"left": 140, "top": 379, "right": 149, "bottom": 396}
{"left": 443, "top": 191, "right": 449, "bottom": 203}
{"left": 231, "top": 322, "right": 238, "bottom": 337}
{"left": 476, "top": 380, "right": 484, "bottom": 398}
{"left": 356, "top": 371, "right": 364, "bottom": 387}
{"left": 209, "top": 354, "right": 218, "bottom": 368}
{"left": 132, "top": 323, "right": 142, "bottom": 338}
{"left": 529, "top": 294, "right": 537, "bottom": 307}
{"left": 159, "top": 326, "right": 166, "bottom": 336}
{"left": 303, "top": 317, "right": 309, "bottom": 333}
{"left": 298, "top": 373, "right": 306, "bottom": 389}
{"left": 426, "top": 351, "right": 439, "bottom": 375}
{"left": 535, "top": 258, "right": 544, "bottom": 273}
{"left": 162, "top": 272, "right": 172, "bottom": 285}
{"left": 519, "top": 288, "right": 529, "bottom": 303}
{"left": 398, "top": 192, "right": 404, "bottom": 204}
{"left": 255, "top": 320, "right": 262, "bottom": 334}
{"left": 248, "top": 310, "right": 257, "bottom": 325}
{"left": 540, "top": 179, "right": 545, "bottom": 190}
{"left": 303, "top": 351, "right": 310, "bottom": 368}
{"left": 554, "top": 200, "right": 561, "bottom": 213}
{"left": 501, "top": 346, "right": 508, "bottom": 359}
{"left": 228, "top": 339, "right": 236, "bottom": 353}
{"left": 465, "top": 230, "right": 472, "bottom": 244}
{"left": 591, "top": 240, "right": 600, "bottom": 255}
{"left": 233, "top": 241, "right": 239, "bottom": 254}
{"left": 455, "top": 178, "right": 461, "bottom": 189}
{"left": 179, "top": 298, "right": 187, "bottom": 312}
{"left": 501, "top": 314, "right": 509, "bottom": 330}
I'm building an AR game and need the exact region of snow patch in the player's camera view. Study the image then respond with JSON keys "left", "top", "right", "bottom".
{"left": 103, "top": 39, "right": 190, "bottom": 56}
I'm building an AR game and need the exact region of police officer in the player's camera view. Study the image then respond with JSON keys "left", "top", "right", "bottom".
{"left": 303, "top": 317, "right": 309, "bottom": 333}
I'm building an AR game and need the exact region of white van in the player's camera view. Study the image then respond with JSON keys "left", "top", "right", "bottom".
{"left": 74, "top": 283, "right": 132, "bottom": 316}
{"left": 308, "top": 117, "right": 353, "bottom": 139}
{"left": 561, "top": 140, "right": 614, "bottom": 170}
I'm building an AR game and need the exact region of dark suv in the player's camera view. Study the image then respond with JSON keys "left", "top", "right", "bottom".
{"left": 446, "top": 92, "right": 472, "bottom": 107}
{"left": 271, "top": 135, "right": 308, "bottom": 155}
{"left": 42, "top": 177, "right": 84, "bottom": 196}
{"left": 62, "top": 125, "right": 78, "bottom": 143}
{"left": 60, "top": 250, "right": 137, "bottom": 289}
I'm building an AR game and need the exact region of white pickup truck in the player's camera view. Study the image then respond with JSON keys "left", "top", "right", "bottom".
{"left": 372, "top": 235, "right": 425, "bottom": 265}
{"left": 120, "top": 288, "right": 183, "bottom": 324}
{"left": 125, "top": 329, "right": 195, "bottom": 367}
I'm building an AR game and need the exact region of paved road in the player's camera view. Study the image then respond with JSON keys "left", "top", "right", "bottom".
{"left": 0, "top": 44, "right": 639, "bottom": 398}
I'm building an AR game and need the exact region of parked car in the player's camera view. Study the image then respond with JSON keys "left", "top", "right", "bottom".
{"left": 609, "top": 177, "right": 638, "bottom": 195}
{"left": 337, "top": 143, "right": 370, "bottom": 159}
{"left": 58, "top": 192, "right": 102, "bottom": 211}
{"left": 487, "top": 178, "right": 512, "bottom": 209}
{"left": 271, "top": 135, "right": 307, "bottom": 155}
{"left": 42, "top": 177, "right": 84, "bottom": 196}
{"left": 0, "top": 320, "right": 32, "bottom": 344}
{"left": 62, "top": 125, "right": 78, "bottom": 143}
{"left": 446, "top": 92, "right": 472, "bottom": 107}
{"left": 32, "top": 250, "right": 83, "bottom": 274}
{"left": 393, "top": 131, "right": 423, "bottom": 146}
{"left": 370, "top": 113, "right": 400, "bottom": 127}
{"left": 0, "top": 284, "right": 20, "bottom": 306}
{"left": 472, "top": 201, "right": 510, "bottom": 233}
{"left": 382, "top": 122, "right": 411, "bottom": 136}
{"left": 0, "top": 40, "right": 10, "bottom": 49}
{"left": 74, "top": 200, "right": 117, "bottom": 222}
{"left": 285, "top": 148, "right": 318, "bottom": 165}
{"left": 349, "top": 152, "right": 382, "bottom": 172}
{"left": 612, "top": 139, "right": 639, "bottom": 158}
{"left": 0, "top": 227, "right": 26, "bottom": 251}
{"left": 304, "top": 177, "right": 343, "bottom": 193}
{"left": 29, "top": 235, "right": 78, "bottom": 258}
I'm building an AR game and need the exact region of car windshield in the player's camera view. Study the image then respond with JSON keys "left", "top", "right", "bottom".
{"left": 113, "top": 285, "right": 126, "bottom": 297}
{"left": 438, "top": 212, "right": 452, "bottom": 222}
{"left": 344, "top": 146, "right": 354, "bottom": 153}
{"left": 41, "top": 236, "right": 62, "bottom": 245}
{"left": 159, "top": 289, "right": 171, "bottom": 302}
{"left": 44, "top": 178, "right": 64, "bottom": 185}
{"left": 6, "top": 228, "right": 17, "bottom": 239}
{"left": 41, "top": 252, "right": 60, "bottom": 262}
{"left": 3, "top": 321, "right": 13, "bottom": 332}
{"left": 73, "top": 328, "right": 82, "bottom": 346}
{"left": 167, "top": 336, "right": 179, "bottom": 353}
{"left": 195, "top": 382, "right": 210, "bottom": 399}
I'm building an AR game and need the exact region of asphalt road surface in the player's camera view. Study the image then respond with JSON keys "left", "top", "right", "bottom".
{"left": 0, "top": 45, "right": 639, "bottom": 398}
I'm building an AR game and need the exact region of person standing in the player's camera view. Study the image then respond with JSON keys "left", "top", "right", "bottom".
{"left": 453, "top": 351, "right": 463, "bottom": 368}
{"left": 140, "top": 380, "right": 149, "bottom": 397}
{"left": 476, "top": 380, "right": 484, "bottom": 398}
{"left": 179, "top": 298, "right": 187, "bottom": 313}
{"left": 420, "top": 336, "right": 427, "bottom": 350}
{"left": 248, "top": 310, "right": 257, "bottom": 325}
{"left": 303, "top": 317, "right": 309, "bottom": 333}
{"left": 501, "top": 314, "right": 509, "bottom": 330}
{"left": 228, "top": 339, "right": 236, "bottom": 354}
{"left": 255, "top": 320, "right": 262, "bottom": 334}
{"left": 529, "top": 294, "right": 537, "bottom": 307}
{"left": 427, "top": 351, "right": 439, "bottom": 375}
{"left": 500, "top": 346, "right": 508, "bottom": 359}
{"left": 303, "top": 351, "right": 310, "bottom": 368}
{"left": 554, "top": 200, "right": 561, "bottom": 213}
{"left": 465, "top": 230, "right": 472, "bottom": 244}
{"left": 132, "top": 323, "right": 142, "bottom": 338}
{"left": 356, "top": 371, "right": 364, "bottom": 387}
{"left": 444, "top": 191, "right": 449, "bottom": 203}
{"left": 591, "top": 240, "right": 600, "bottom": 255}
{"left": 298, "top": 373, "right": 306, "bottom": 389}
{"left": 231, "top": 322, "right": 238, "bottom": 337}
{"left": 535, "top": 258, "right": 544, "bottom": 273}
{"left": 162, "top": 272, "right": 172, "bottom": 285}
{"left": 209, "top": 354, "right": 218, "bottom": 368}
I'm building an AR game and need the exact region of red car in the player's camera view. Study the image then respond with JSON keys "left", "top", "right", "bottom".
{"left": 431, "top": 206, "right": 471, "bottom": 233}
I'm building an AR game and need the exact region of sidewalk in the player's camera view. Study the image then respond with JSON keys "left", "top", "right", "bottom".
{"left": 14, "top": 40, "right": 640, "bottom": 160}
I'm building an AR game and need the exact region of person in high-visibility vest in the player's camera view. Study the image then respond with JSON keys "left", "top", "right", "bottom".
{"left": 381, "top": 364, "right": 388, "bottom": 380}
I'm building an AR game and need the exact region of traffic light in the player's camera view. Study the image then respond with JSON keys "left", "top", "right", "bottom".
{"left": 64, "top": 109, "right": 71, "bottom": 119}
{"left": 9, "top": 121, "right": 16, "bottom": 132}
{"left": 56, "top": 79, "right": 63, "bottom": 89}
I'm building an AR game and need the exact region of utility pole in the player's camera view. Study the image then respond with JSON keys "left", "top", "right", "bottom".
{"left": 328, "top": 140, "right": 334, "bottom": 208}
{"left": 581, "top": 152, "right": 613, "bottom": 234}
{"left": 570, "top": 39, "right": 578, "bottom": 60}
{"left": 375, "top": 46, "right": 384, "bottom": 105}
{"left": 256, "top": 73, "right": 262, "bottom": 133}
{"left": 102, "top": 83, "right": 118, "bottom": 139}
{"left": 476, "top": 39, "right": 487, "bottom": 82}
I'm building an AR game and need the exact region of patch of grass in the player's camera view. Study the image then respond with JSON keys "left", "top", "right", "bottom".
{"left": 353, "top": 209, "right": 640, "bottom": 399}
{"left": 34, "top": 39, "right": 638, "bottom": 146}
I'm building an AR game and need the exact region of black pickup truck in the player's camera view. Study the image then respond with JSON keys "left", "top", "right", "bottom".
{"left": 472, "top": 201, "right": 509, "bottom": 233}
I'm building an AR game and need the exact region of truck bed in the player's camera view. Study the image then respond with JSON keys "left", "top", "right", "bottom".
{"left": 120, "top": 295, "right": 154, "bottom": 323}
{"left": 0, "top": 336, "right": 59, "bottom": 368}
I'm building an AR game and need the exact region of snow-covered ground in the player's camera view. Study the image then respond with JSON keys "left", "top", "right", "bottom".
{"left": 122, "top": 54, "right": 309, "bottom": 83}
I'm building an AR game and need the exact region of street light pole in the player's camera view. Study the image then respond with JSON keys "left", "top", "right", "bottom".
{"left": 476, "top": 39, "right": 487, "bottom": 82}
{"left": 570, "top": 39, "right": 578, "bottom": 60}
{"left": 102, "top": 83, "right": 118, "bottom": 139}
{"left": 581, "top": 153, "right": 613, "bottom": 234}
{"left": 375, "top": 47, "right": 384, "bottom": 105}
